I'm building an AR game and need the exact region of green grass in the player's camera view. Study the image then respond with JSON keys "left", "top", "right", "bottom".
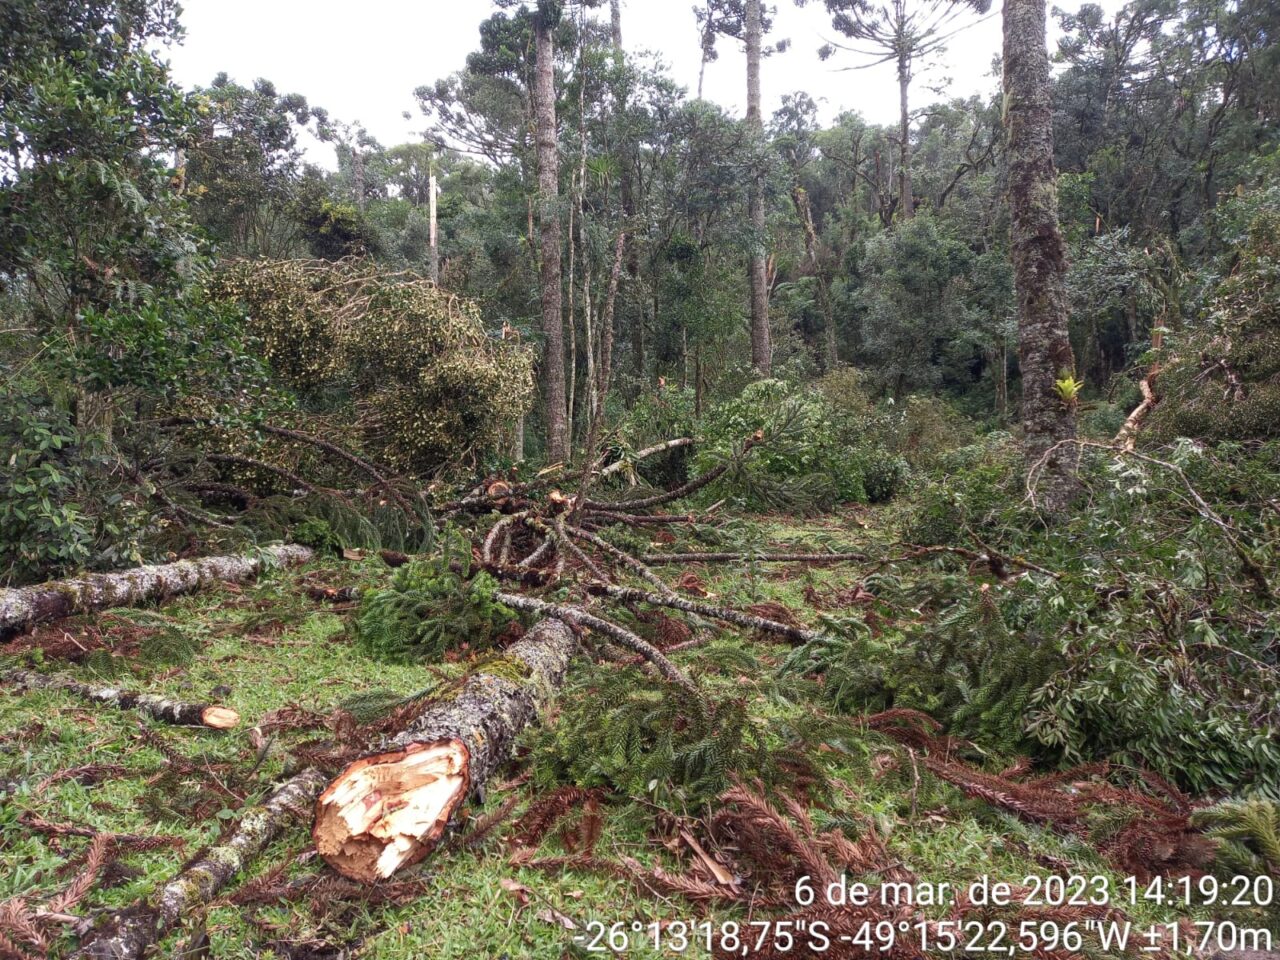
{"left": 0, "top": 515, "right": 1233, "bottom": 958}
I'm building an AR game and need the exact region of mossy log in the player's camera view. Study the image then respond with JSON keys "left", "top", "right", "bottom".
{"left": 0, "top": 544, "right": 312, "bottom": 639}
{"left": 2, "top": 669, "right": 240, "bottom": 729}
{"left": 74, "top": 768, "right": 328, "bottom": 960}
{"left": 314, "top": 617, "right": 578, "bottom": 883}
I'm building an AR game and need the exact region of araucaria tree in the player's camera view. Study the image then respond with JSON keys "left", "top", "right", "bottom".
{"left": 813, "top": 0, "right": 991, "bottom": 222}
{"left": 1003, "top": 0, "right": 1077, "bottom": 510}
{"left": 534, "top": 0, "right": 569, "bottom": 462}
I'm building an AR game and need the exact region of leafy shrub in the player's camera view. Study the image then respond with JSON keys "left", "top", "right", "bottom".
{"left": 0, "top": 391, "right": 154, "bottom": 584}
{"left": 901, "top": 432, "right": 1021, "bottom": 546}
{"left": 353, "top": 543, "right": 514, "bottom": 663}
{"left": 1149, "top": 176, "right": 1280, "bottom": 442}
{"left": 211, "top": 259, "right": 534, "bottom": 475}
{"left": 857, "top": 448, "right": 909, "bottom": 504}
{"left": 696, "top": 379, "right": 874, "bottom": 511}
{"left": 0, "top": 396, "right": 94, "bottom": 581}
{"left": 291, "top": 517, "right": 343, "bottom": 556}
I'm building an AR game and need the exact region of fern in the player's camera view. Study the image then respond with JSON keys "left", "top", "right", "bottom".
{"left": 138, "top": 625, "right": 205, "bottom": 667}
{"left": 353, "top": 535, "right": 514, "bottom": 663}
{"left": 527, "top": 663, "right": 777, "bottom": 807}
{"left": 1193, "top": 798, "right": 1280, "bottom": 878}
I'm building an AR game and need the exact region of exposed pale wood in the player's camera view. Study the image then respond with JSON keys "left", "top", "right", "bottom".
{"left": 1115, "top": 365, "right": 1161, "bottom": 451}
{"left": 314, "top": 618, "right": 578, "bottom": 882}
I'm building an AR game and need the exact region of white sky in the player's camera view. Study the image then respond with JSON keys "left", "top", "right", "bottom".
{"left": 163, "top": 0, "right": 1105, "bottom": 167}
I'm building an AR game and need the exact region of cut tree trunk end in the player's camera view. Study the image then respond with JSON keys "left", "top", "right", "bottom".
{"left": 0, "top": 544, "right": 313, "bottom": 640}
{"left": 2, "top": 669, "right": 239, "bottom": 729}
{"left": 314, "top": 617, "right": 578, "bottom": 882}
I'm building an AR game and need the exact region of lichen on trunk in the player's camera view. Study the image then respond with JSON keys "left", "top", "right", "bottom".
{"left": 0, "top": 544, "right": 312, "bottom": 639}
{"left": 314, "top": 617, "right": 578, "bottom": 883}
{"left": 2, "top": 669, "right": 240, "bottom": 729}
{"left": 75, "top": 768, "right": 328, "bottom": 960}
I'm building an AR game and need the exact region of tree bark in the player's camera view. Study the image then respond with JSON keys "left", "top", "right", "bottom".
{"left": 898, "top": 56, "right": 914, "bottom": 221}
{"left": 0, "top": 545, "right": 312, "bottom": 640}
{"left": 314, "top": 618, "right": 578, "bottom": 882}
{"left": 583, "top": 582, "right": 825, "bottom": 645}
{"left": 74, "top": 769, "right": 328, "bottom": 960}
{"left": 745, "top": 0, "right": 771, "bottom": 375}
{"left": 534, "top": 4, "right": 569, "bottom": 463}
{"left": 2, "top": 669, "right": 239, "bottom": 729}
{"left": 1004, "top": 0, "right": 1078, "bottom": 512}
{"left": 1114, "top": 364, "right": 1160, "bottom": 450}
{"left": 598, "top": 232, "right": 626, "bottom": 403}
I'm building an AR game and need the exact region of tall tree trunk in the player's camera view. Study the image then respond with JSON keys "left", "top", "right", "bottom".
{"left": 612, "top": 0, "right": 644, "bottom": 398}
{"left": 534, "top": 6, "right": 569, "bottom": 462}
{"left": 1004, "top": 0, "right": 1077, "bottom": 512}
{"left": 353, "top": 149, "right": 366, "bottom": 212}
{"left": 791, "top": 184, "right": 838, "bottom": 370}
{"left": 598, "top": 232, "right": 626, "bottom": 401}
{"left": 745, "top": 0, "right": 771, "bottom": 376}
{"left": 428, "top": 170, "right": 439, "bottom": 283}
{"left": 898, "top": 56, "right": 914, "bottom": 221}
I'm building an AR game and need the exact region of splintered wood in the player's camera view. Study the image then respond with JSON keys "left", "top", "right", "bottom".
{"left": 315, "top": 740, "right": 470, "bottom": 881}
{"left": 312, "top": 617, "right": 578, "bottom": 883}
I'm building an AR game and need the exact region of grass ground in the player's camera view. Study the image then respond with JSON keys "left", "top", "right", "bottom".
{"left": 0, "top": 509, "right": 1257, "bottom": 958}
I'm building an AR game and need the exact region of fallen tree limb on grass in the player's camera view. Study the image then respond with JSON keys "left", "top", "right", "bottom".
{"left": 74, "top": 768, "right": 328, "bottom": 960}
{"left": 2, "top": 670, "right": 239, "bottom": 730}
{"left": 493, "top": 593, "right": 696, "bottom": 691}
{"left": 0, "top": 545, "right": 313, "bottom": 640}
{"left": 314, "top": 618, "right": 579, "bottom": 882}
{"left": 584, "top": 582, "right": 826, "bottom": 645}
{"left": 639, "top": 551, "right": 869, "bottom": 564}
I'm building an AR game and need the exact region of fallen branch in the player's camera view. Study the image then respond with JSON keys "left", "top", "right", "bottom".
{"left": 74, "top": 768, "right": 328, "bottom": 960}
{"left": 1114, "top": 364, "right": 1161, "bottom": 451}
{"left": 1029, "top": 440, "right": 1271, "bottom": 598}
{"left": 584, "top": 582, "right": 825, "bottom": 645}
{"left": 1, "top": 670, "right": 239, "bottom": 730}
{"left": 567, "top": 525, "right": 680, "bottom": 599}
{"left": 159, "top": 417, "right": 413, "bottom": 515}
{"left": 598, "top": 438, "right": 694, "bottom": 479}
{"left": 640, "top": 551, "right": 868, "bottom": 565}
{"left": 493, "top": 593, "right": 696, "bottom": 691}
{"left": 582, "top": 434, "right": 761, "bottom": 512}
{"left": 314, "top": 618, "right": 579, "bottom": 882}
{"left": 204, "top": 453, "right": 317, "bottom": 493}
{"left": 0, "top": 545, "right": 312, "bottom": 640}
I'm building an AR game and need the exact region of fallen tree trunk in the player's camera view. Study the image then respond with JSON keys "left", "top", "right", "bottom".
{"left": 314, "top": 618, "right": 578, "bottom": 883}
{"left": 2, "top": 669, "right": 239, "bottom": 729}
{"left": 0, "top": 544, "right": 312, "bottom": 640}
{"left": 75, "top": 768, "right": 328, "bottom": 960}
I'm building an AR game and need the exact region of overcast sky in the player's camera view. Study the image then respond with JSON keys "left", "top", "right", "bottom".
{"left": 163, "top": 0, "right": 1107, "bottom": 167}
